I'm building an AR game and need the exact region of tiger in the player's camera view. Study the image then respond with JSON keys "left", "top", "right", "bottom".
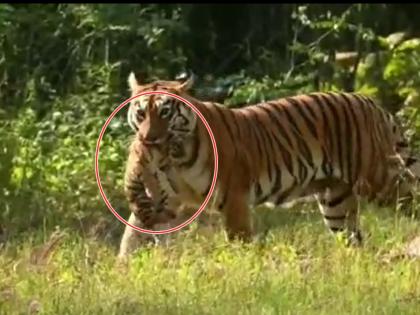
{"left": 118, "top": 71, "right": 420, "bottom": 259}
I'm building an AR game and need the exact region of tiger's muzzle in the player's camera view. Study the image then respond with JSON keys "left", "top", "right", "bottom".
{"left": 140, "top": 135, "right": 166, "bottom": 148}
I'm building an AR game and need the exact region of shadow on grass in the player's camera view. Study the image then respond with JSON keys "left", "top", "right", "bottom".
{"left": 253, "top": 201, "right": 320, "bottom": 234}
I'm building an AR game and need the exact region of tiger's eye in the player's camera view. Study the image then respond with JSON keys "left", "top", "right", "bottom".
{"left": 160, "top": 107, "right": 172, "bottom": 118}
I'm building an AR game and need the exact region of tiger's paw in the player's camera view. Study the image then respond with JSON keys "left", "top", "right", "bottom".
{"left": 346, "top": 230, "right": 363, "bottom": 247}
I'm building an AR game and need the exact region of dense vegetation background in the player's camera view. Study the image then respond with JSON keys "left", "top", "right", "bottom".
{"left": 1, "top": 4, "right": 420, "bottom": 314}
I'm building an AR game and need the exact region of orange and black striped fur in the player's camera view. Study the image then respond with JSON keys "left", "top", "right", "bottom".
{"left": 118, "top": 72, "right": 420, "bottom": 259}
{"left": 123, "top": 135, "right": 177, "bottom": 227}
{"left": 118, "top": 135, "right": 180, "bottom": 259}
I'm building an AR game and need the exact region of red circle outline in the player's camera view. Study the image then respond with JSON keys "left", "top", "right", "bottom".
{"left": 95, "top": 91, "right": 219, "bottom": 235}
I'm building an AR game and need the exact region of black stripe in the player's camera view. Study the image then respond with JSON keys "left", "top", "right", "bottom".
{"left": 406, "top": 156, "right": 418, "bottom": 167}
{"left": 258, "top": 106, "right": 295, "bottom": 175}
{"left": 202, "top": 177, "right": 212, "bottom": 197}
{"left": 298, "top": 158, "right": 308, "bottom": 184}
{"left": 266, "top": 102, "right": 294, "bottom": 148}
{"left": 307, "top": 94, "right": 334, "bottom": 176}
{"left": 125, "top": 183, "right": 143, "bottom": 192}
{"left": 269, "top": 163, "right": 282, "bottom": 197}
{"left": 135, "top": 111, "right": 144, "bottom": 124}
{"left": 321, "top": 146, "right": 333, "bottom": 177}
{"left": 164, "top": 172, "right": 179, "bottom": 194}
{"left": 170, "top": 99, "right": 178, "bottom": 116}
{"left": 250, "top": 108, "right": 275, "bottom": 182}
{"left": 280, "top": 105, "right": 315, "bottom": 169}
{"left": 259, "top": 113, "right": 279, "bottom": 183}
{"left": 356, "top": 95, "right": 372, "bottom": 126}
{"left": 397, "top": 141, "right": 409, "bottom": 148}
{"left": 282, "top": 104, "right": 303, "bottom": 136}
{"left": 214, "top": 105, "right": 236, "bottom": 143}
{"left": 326, "top": 190, "right": 353, "bottom": 208}
{"left": 255, "top": 191, "right": 270, "bottom": 205}
{"left": 255, "top": 181, "right": 264, "bottom": 203}
{"left": 176, "top": 116, "right": 189, "bottom": 132}
{"left": 239, "top": 110, "right": 252, "bottom": 145}
{"left": 296, "top": 139, "right": 315, "bottom": 169}
{"left": 309, "top": 166, "right": 318, "bottom": 182}
{"left": 178, "top": 127, "right": 200, "bottom": 168}
{"left": 357, "top": 94, "right": 378, "bottom": 175}
{"left": 359, "top": 95, "right": 376, "bottom": 108}
{"left": 328, "top": 92, "right": 353, "bottom": 182}
{"left": 285, "top": 97, "right": 319, "bottom": 139}
{"left": 267, "top": 103, "right": 309, "bottom": 179}
{"left": 228, "top": 109, "right": 242, "bottom": 140}
{"left": 218, "top": 189, "right": 228, "bottom": 211}
{"left": 338, "top": 93, "right": 353, "bottom": 183}
{"left": 280, "top": 106, "right": 315, "bottom": 168}
{"left": 129, "top": 176, "right": 143, "bottom": 185}
{"left": 379, "top": 165, "right": 390, "bottom": 195}
{"left": 301, "top": 99, "right": 319, "bottom": 121}
{"left": 318, "top": 93, "right": 344, "bottom": 179}
{"left": 275, "top": 184, "right": 296, "bottom": 205}
{"left": 243, "top": 112, "right": 265, "bottom": 162}
{"left": 341, "top": 93, "right": 363, "bottom": 183}
{"left": 371, "top": 104, "right": 391, "bottom": 148}
{"left": 218, "top": 159, "right": 236, "bottom": 212}
{"left": 258, "top": 194, "right": 270, "bottom": 204}
{"left": 323, "top": 214, "right": 346, "bottom": 220}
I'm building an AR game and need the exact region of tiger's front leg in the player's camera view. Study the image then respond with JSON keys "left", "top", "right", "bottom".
{"left": 217, "top": 157, "right": 254, "bottom": 242}
{"left": 222, "top": 188, "right": 253, "bottom": 242}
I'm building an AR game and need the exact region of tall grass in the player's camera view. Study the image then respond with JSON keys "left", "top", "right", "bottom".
{"left": 1, "top": 204, "right": 419, "bottom": 315}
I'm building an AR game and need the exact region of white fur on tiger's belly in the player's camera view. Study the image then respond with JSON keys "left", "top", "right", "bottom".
{"left": 262, "top": 195, "right": 316, "bottom": 209}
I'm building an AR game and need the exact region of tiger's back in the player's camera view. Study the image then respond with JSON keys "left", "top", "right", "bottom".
{"left": 226, "top": 92, "right": 405, "bottom": 206}
{"left": 167, "top": 92, "right": 406, "bottom": 208}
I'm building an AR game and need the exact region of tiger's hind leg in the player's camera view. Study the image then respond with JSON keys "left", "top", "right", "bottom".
{"left": 387, "top": 167, "right": 419, "bottom": 218}
{"left": 379, "top": 153, "right": 420, "bottom": 217}
{"left": 316, "top": 182, "right": 362, "bottom": 246}
{"left": 400, "top": 156, "right": 420, "bottom": 217}
{"left": 391, "top": 148, "right": 420, "bottom": 216}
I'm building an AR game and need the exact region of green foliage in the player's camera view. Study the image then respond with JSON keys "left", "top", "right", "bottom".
{"left": 0, "top": 4, "right": 187, "bottom": 109}
{"left": 225, "top": 4, "right": 388, "bottom": 105}
{"left": 357, "top": 44, "right": 416, "bottom": 102}
{"left": 384, "top": 39, "right": 420, "bottom": 98}
{"left": 225, "top": 73, "right": 315, "bottom": 106}
{"left": 1, "top": 63, "right": 130, "bottom": 233}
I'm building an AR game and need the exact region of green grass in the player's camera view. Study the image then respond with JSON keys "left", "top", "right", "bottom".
{"left": 1, "top": 204, "right": 420, "bottom": 315}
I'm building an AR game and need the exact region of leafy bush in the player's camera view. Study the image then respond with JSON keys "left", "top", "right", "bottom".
{"left": 1, "top": 63, "right": 132, "bottom": 235}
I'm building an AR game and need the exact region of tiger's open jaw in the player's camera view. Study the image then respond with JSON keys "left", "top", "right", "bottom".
{"left": 141, "top": 137, "right": 166, "bottom": 147}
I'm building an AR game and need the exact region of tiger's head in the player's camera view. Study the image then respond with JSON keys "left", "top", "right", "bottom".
{"left": 127, "top": 72, "right": 198, "bottom": 148}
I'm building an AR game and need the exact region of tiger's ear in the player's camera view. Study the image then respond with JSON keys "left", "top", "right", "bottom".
{"left": 128, "top": 71, "right": 140, "bottom": 92}
{"left": 177, "top": 72, "right": 195, "bottom": 91}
